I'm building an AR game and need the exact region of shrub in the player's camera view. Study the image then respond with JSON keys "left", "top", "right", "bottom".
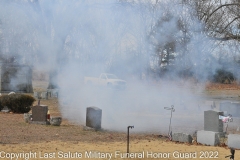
{"left": 0, "top": 99, "right": 3, "bottom": 111}
{"left": 213, "top": 69, "right": 235, "bottom": 84}
{"left": 0, "top": 94, "right": 35, "bottom": 113}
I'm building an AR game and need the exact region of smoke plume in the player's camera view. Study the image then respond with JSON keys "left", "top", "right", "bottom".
{"left": 0, "top": 0, "right": 238, "bottom": 133}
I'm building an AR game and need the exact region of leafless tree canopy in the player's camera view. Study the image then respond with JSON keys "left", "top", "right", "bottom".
{"left": 0, "top": 0, "right": 240, "bottom": 83}
{"left": 191, "top": 0, "right": 240, "bottom": 41}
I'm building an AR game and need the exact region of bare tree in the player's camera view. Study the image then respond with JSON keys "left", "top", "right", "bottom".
{"left": 189, "top": 0, "right": 240, "bottom": 41}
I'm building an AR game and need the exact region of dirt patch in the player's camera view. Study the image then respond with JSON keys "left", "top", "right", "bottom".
{"left": 0, "top": 111, "right": 159, "bottom": 144}
{"left": 0, "top": 111, "right": 237, "bottom": 160}
{"left": 0, "top": 140, "right": 235, "bottom": 160}
{"left": 205, "top": 82, "right": 240, "bottom": 90}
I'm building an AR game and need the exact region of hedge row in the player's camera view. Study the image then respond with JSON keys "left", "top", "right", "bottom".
{"left": 0, "top": 94, "right": 35, "bottom": 113}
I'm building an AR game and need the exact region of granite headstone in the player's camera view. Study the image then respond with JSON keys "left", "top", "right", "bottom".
{"left": 228, "top": 134, "right": 240, "bottom": 149}
{"left": 197, "top": 130, "right": 221, "bottom": 146}
{"left": 86, "top": 106, "right": 102, "bottom": 130}
{"left": 204, "top": 110, "right": 223, "bottom": 132}
{"left": 31, "top": 105, "right": 48, "bottom": 124}
{"left": 41, "top": 92, "right": 48, "bottom": 99}
{"left": 34, "top": 92, "right": 41, "bottom": 99}
{"left": 172, "top": 133, "right": 193, "bottom": 143}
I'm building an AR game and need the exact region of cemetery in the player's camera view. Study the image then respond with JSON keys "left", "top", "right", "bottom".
{"left": 1, "top": 79, "right": 240, "bottom": 159}
{"left": 0, "top": 1, "right": 240, "bottom": 159}
{"left": 0, "top": 66, "right": 239, "bottom": 159}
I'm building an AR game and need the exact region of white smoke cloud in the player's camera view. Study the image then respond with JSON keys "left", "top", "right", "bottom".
{"left": 0, "top": 0, "right": 238, "bottom": 133}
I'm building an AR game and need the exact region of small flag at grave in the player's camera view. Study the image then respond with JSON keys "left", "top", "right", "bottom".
{"left": 219, "top": 114, "right": 233, "bottom": 123}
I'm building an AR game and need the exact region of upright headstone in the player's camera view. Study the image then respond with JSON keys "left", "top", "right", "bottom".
{"left": 47, "top": 89, "right": 58, "bottom": 98}
{"left": 204, "top": 110, "right": 224, "bottom": 132}
{"left": 34, "top": 92, "right": 41, "bottom": 99}
{"left": 86, "top": 106, "right": 102, "bottom": 130}
{"left": 52, "top": 90, "right": 58, "bottom": 98}
{"left": 31, "top": 105, "right": 48, "bottom": 124}
{"left": 41, "top": 92, "right": 48, "bottom": 99}
{"left": 197, "top": 110, "right": 225, "bottom": 146}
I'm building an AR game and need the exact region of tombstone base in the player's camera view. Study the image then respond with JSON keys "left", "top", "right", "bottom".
{"left": 228, "top": 134, "right": 240, "bottom": 149}
{"left": 24, "top": 113, "right": 32, "bottom": 123}
{"left": 50, "top": 117, "right": 62, "bottom": 126}
{"left": 34, "top": 92, "right": 41, "bottom": 99}
{"left": 83, "top": 126, "right": 96, "bottom": 131}
{"left": 83, "top": 126, "right": 104, "bottom": 131}
{"left": 197, "top": 130, "right": 225, "bottom": 146}
{"left": 172, "top": 133, "right": 193, "bottom": 143}
{"left": 29, "top": 121, "right": 50, "bottom": 125}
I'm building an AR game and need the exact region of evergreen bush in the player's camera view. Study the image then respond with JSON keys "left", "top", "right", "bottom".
{"left": 0, "top": 94, "right": 35, "bottom": 113}
{"left": 213, "top": 69, "right": 235, "bottom": 84}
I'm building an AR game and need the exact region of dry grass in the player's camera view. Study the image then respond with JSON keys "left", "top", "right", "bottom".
{"left": 0, "top": 80, "right": 240, "bottom": 160}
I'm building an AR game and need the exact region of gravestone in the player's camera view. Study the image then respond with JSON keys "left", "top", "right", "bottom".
{"left": 197, "top": 131, "right": 221, "bottom": 146}
{"left": 31, "top": 105, "right": 48, "bottom": 124}
{"left": 228, "top": 134, "right": 240, "bottom": 149}
{"left": 219, "top": 101, "right": 240, "bottom": 117}
{"left": 1, "top": 106, "right": 10, "bottom": 113}
{"left": 24, "top": 113, "right": 32, "bottom": 123}
{"left": 50, "top": 117, "right": 62, "bottom": 126}
{"left": 172, "top": 133, "right": 193, "bottom": 143}
{"left": 34, "top": 92, "right": 41, "bottom": 99}
{"left": 86, "top": 106, "right": 102, "bottom": 130}
{"left": 52, "top": 90, "right": 58, "bottom": 97}
{"left": 47, "top": 89, "right": 58, "bottom": 98}
{"left": 197, "top": 110, "right": 224, "bottom": 146}
{"left": 204, "top": 110, "right": 224, "bottom": 132}
{"left": 41, "top": 92, "right": 48, "bottom": 99}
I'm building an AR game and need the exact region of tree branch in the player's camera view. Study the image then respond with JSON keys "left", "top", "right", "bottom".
{"left": 212, "top": 34, "right": 240, "bottom": 41}
{"left": 205, "top": 3, "right": 240, "bottom": 23}
{"left": 221, "top": 16, "right": 240, "bottom": 33}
